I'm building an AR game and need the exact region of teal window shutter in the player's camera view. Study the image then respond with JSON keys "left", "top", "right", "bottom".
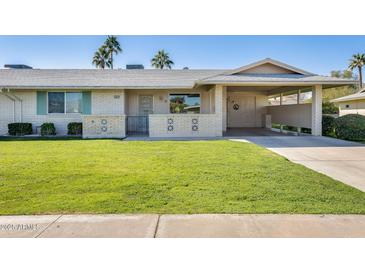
{"left": 82, "top": 91, "right": 92, "bottom": 114}
{"left": 36, "top": 91, "right": 47, "bottom": 115}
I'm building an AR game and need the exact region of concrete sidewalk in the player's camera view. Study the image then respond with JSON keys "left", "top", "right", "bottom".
{"left": 0, "top": 214, "right": 364, "bottom": 238}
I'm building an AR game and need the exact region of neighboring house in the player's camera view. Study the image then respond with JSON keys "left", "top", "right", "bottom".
{"left": 331, "top": 88, "right": 365, "bottom": 116}
{"left": 0, "top": 58, "right": 355, "bottom": 138}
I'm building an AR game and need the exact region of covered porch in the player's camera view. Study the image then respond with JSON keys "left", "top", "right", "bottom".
{"left": 118, "top": 83, "right": 324, "bottom": 138}
{"left": 212, "top": 83, "right": 324, "bottom": 137}
{"left": 80, "top": 83, "right": 326, "bottom": 139}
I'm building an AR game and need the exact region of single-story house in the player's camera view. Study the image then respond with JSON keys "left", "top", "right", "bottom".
{"left": 0, "top": 58, "right": 356, "bottom": 138}
{"left": 331, "top": 87, "right": 365, "bottom": 116}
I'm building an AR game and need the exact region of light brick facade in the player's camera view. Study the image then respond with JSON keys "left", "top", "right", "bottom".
{"left": 149, "top": 114, "right": 217, "bottom": 137}
{"left": 82, "top": 115, "right": 126, "bottom": 138}
{"left": 0, "top": 90, "right": 125, "bottom": 136}
{"left": 0, "top": 84, "right": 324, "bottom": 138}
{"left": 0, "top": 90, "right": 83, "bottom": 135}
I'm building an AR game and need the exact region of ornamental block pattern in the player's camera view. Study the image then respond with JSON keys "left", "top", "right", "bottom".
{"left": 82, "top": 115, "right": 126, "bottom": 138}
{"left": 149, "top": 114, "right": 217, "bottom": 137}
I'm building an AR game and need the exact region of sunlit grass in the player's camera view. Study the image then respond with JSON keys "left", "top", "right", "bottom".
{"left": 0, "top": 139, "right": 364, "bottom": 215}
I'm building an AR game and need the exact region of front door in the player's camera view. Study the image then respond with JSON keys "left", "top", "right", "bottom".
{"left": 139, "top": 95, "right": 154, "bottom": 115}
{"left": 227, "top": 95, "right": 256, "bottom": 127}
{"left": 126, "top": 95, "right": 153, "bottom": 136}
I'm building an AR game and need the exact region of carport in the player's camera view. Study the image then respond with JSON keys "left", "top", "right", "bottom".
{"left": 196, "top": 58, "right": 356, "bottom": 137}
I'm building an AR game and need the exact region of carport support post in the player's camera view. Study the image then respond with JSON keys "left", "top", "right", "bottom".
{"left": 214, "top": 85, "right": 224, "bottom": 136}
{"left": 311, "top": 85, "right": 322, "bottom": 136}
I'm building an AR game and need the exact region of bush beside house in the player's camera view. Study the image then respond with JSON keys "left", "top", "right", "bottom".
{"left": 333, "top": 114, "right": 365, "bottom": 141}
{"left": 322, "top": 115, "right": 336, "bottom": 137}
{"left": 8, "top": 123, "right": 33, "bottom": 136}
{"left": 68, "top": 122, "right": 82, "bottom": 135}
{"left": 40, "top": 123, "right": 56, "bottom": 136}
{"left": 322, "top": 101, "right": 339, "bottom": 115}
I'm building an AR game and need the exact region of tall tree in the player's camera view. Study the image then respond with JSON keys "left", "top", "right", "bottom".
{"left": 348, "top": 53, "right": 365, "bottom": 88}
{"left": 104, "top": 35, "right": 122, "bottom": 69}
{"left": 92, "top": 46, "right": 110, "bottom": 69}
{"left": 331, "top": 70, "right": 353, "bottom": 79}
{"left": 151, "top": 50, "right": 174, "bottom": 69}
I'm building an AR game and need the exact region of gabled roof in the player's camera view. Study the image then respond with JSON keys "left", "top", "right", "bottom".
{"left": 0, "top": 69, "right": 224, "bottom": 89}
{"left": 196, "top": 74, "right": 355, "bottom": 85}
{"left": 196, "top": 58, "right": 355, "bottom": 86}
{"left": 0, "top": 58, "right": 357, "bottom": 89}
{"left": 227, "top": 58, "right": 315, "bottom": 76}
{"left": 332, "top": 88, "right": 365, "bottom": 103}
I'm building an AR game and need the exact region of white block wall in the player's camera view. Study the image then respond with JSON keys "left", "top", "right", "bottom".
{"left": 0, "top": 91, "right": 83, "bottom": 135}
{"left": 266, "top": 103, "right": 312, "bottom": 129}
{"left": 82, "top": 115, "right": 126, "bottom": 138}
{"left": 92, "top": 90, "right": 125, "bottom": 115}
{"left": 0, "top": 90, "right": 125, "bottom": 135}
{"left": 149, "top": 114, "right": 218, "bottom": 137}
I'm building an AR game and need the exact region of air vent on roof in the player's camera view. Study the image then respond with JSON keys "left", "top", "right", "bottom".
{"left": 126, "top": 64, "right": 144, "bottom": 69}
{"left": 4, "top": 64, "right": 33, "bottom": 69}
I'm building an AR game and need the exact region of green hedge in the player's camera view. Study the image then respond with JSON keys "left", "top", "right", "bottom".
{"left": 334, "top": 114, "right": 365, "bottom": 140}
{"left": 68, "top": 122, "right": 82, "bottom": 135}
{"left": 322, "top": 101, "right": 339, "bottom": 115}
{"left": 8, "top": 123, "right": 33, "bottom": 136}
{"left": 40, "top": 123, "right": 56, "bottom": 136}
{"left": 322, "top": 115, "right": 336, "bottom": 137}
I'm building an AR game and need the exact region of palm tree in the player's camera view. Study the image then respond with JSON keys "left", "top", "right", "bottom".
{"left": 92, "top": 46, "right": 110, "bottom": 69}
{"left": 104, "top": 35, "right": 122, "bottom": 69}
{"left": 151, "top": 50, "right": 174, "bottom": 69}
{"left": 348, "top": 53, "right": 365, "bottom": 88}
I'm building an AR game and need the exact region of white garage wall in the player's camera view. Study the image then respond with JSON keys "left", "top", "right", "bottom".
{"left": 267, "top": 103, "right": 312, "bottom": 129}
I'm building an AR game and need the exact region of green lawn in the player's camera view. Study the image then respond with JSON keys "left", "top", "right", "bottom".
{"left": 0, "top": 139, "right": 364, "bottom": 215}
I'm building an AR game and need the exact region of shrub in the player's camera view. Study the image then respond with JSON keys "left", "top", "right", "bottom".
{"left": 40, "top": 123, "right": 56, "bottom": 136}
{"left": 67, "top": 122, "right": 82, "bottom": 135}
{"left": 322, "top": 101, "right": 339, "bottom": 115}
{"left": 334, "top": 114, "right": 365, "bottom": 140}
{"left": 322, "top": 115, "right": 336, "bottom": 137}
{"left": 8, "top": 123, "right": 33, "bottom": 136}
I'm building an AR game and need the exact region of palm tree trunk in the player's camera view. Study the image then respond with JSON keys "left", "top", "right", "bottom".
{"left": 359, "top": 66, "right": 363, "bottom": 88}
{"left": 110, "top": 52, "right": 113, "bottom": 69}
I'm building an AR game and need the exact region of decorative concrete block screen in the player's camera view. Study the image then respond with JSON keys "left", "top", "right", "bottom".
{"left": 82, "top": 115, "right": 126, "bottom": 139}
{"left": 266, "top": 104, "right": 312, "bottom": 129}
{"left": 149, "top": 114, "right": 217, "bottom": 137}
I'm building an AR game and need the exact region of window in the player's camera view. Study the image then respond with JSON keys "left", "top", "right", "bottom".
{"left": 48, "top": 92, "right": 82, "bottom": 114}
{"left": 169, "top": 94, "right": 200, "bottom": 114}
{"left": 66, "top": 92, "right": 82, "bottom": 113}
{"left": 48, "top": 92, "right": 65, "bottom": 113}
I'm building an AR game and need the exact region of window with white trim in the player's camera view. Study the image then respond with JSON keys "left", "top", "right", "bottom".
{"left": 48, "top": 92, "right": 82, "bottom": 114}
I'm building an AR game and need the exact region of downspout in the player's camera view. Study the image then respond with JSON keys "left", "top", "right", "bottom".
{"left": 9, "top": 93, "right": 23, "bottom": 122}
{"left": 0, "top": 88, "right": 23, "bottom": 122}
{"left": 0, "top": 88, "right": 16, "bottom": 122}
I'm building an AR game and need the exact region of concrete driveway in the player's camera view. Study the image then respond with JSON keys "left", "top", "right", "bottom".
{"left": 240, "top": 136, "right": 365, "bottom": 192}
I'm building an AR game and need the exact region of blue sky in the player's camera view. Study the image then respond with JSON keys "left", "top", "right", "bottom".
{"left": 0, "top": 36, "right": 365, "bottom": 75}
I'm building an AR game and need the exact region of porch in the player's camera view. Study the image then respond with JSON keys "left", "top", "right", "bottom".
{"left": 124, "top": 84, "right": 322, "bottom": 138}
{"left": 81, "top": 84, "right": 324, "bottom": 139}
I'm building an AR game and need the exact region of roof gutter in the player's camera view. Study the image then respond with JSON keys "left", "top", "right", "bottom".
{"left": 0, "top": 86, "right": 195, "bottom": 90}
{"left": 194, "top": 81, "right": 357, "bottom": 86}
